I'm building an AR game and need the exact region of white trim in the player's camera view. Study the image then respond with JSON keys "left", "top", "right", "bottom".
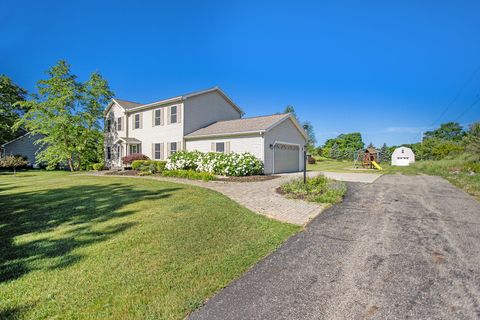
{"left": 114, "top": 87, "right": 244, "bottom": 115}
{"left": 185, "top": 130, "right": 264, "bottom": 139}
{"left": 1, "top": 132, "right": 32, "bottom": 147}
{"left": 271, "top": 140, "right": 302, "bottom": 174}
{"left": 128, "top": 97, "right": 182, "bottom": 112}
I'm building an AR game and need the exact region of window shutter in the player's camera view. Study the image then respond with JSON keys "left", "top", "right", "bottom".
{"left": 122, "top": 116, "right": 125, "bottom": 131}
{"left": 177, "top": 141, "right": 182, "bottom": 151}
{"left": 167, "top": 107, "right": 171, "bottom": 125}
{"left": 167, "top": 142, "right": 171, "bottom": 157}
{"left": 152, "top": 110, "right": 155, "bottom": 126}
{"left": 177, "top": 105, "right": 182, "bottom": 124}
{"left": 225, "top": 142, "right": 231, "bottom": 153}
{"left": 140, "top": 113, "right": 143, "bottom": 129}
{"left": 151, "top": 143, "right": 154, "bottom": 158}
{"left": 160, "top": 109, "right": 164, "bottom": 126}
{"left": 132, "top": 115, "right": 135, "bottom": 130}
{"left": 211, "top": 142, "right": 215, "bottom": 152}
{"left": 160, "top": 143, "right": 164, "bottom": 160}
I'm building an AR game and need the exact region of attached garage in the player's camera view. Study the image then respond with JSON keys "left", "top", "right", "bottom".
{"left": 273, "top": 143, "right": 300, "bottom": 173}
{"left": 185, "top": 113, "right": 308, "bottom": 174}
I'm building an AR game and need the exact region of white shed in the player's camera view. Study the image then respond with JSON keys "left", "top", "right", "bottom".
{"left": 391, "top": 147, "right": 415, "bottom": 166}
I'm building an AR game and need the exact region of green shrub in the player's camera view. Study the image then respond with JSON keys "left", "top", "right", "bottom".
{"left": 131, "top": 160, "right": 148, "bottom": 170}
{"left": 280, "top": 175, "right": 346, "bottom": 204}
{"left": 132, "top": 160, "right": 167, "bottom": 173}
{"left": 92, "top": 163, "right": 105, "bottom": 171}
{"left": 162, "top": 169, "right": 216, "bottom": 181}
{"left": 155, "top": 161, "right": 167, "bottom": 173}
{"left": 166, "top": 151, "right": 263, "bottom": 176}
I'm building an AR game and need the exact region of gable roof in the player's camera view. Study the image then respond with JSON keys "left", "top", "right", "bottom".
{"left": 113, "top": 98, "right": 143, "bottom": 110}
{"left": 185, "top": 113, "right": 308, "bottom": 140}
{"left": 104, "top": 87, "right": 243, "bottom": 115}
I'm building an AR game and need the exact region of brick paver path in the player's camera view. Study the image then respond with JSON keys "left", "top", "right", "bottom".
{"left": 87, "top": 171, "right": 380, "bottom": 225}
{"left": 149, "top": 174, "right": 325, "bottom": 225}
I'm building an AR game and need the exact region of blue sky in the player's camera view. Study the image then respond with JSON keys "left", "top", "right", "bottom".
{"left": 1, "top": 0, "right": 479, "bottom": 146}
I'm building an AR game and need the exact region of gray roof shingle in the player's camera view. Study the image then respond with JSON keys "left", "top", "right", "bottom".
{"left": 186, "top": 113, "right": 291, "bottom": 137}
{"left": 113, "top": 98, "right": 143, "bottom": 110}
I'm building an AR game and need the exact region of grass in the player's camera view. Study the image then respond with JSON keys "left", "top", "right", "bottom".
{"left": 280, "top": 175, "right": 347, "bottom": 204}
{"left": 0, "top": 170, "right": 300, "bottom": 319}
{"left": 307, "top": 157, "right": 380, "bottom": 173}
{"left": 380, "top": 158, "right": 480, "bottom": 200}
{"left": 308, "top": 156, "right": 480, "bottom": 201}
{"left": 161, "top": 169, "right": 216, "bottom": 181}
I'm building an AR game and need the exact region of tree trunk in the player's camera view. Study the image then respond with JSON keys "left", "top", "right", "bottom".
{"left": 67, "top": 158, "right": 74, "bottom": 172}
{"left": 13, "top": 167, "right": 16, "bottom": 175}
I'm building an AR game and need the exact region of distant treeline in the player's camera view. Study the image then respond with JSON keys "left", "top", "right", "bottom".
{"left": 313, "top": 121, "right": 480, "bottom": 163}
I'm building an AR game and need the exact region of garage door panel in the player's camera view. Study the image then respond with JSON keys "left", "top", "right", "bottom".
{"left": 274, "top": 143, "right": 300, "bottom": 173}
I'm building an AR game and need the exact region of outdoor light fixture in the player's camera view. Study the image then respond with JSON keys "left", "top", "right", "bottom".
{"left": 269, "top": 144, "right": 274, "bottom": 149}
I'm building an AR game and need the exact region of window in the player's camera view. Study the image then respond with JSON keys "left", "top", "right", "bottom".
{"left": 129, "top": 144, "right": 139, "bottom": 154}
{"left": 154, "top": 109, "right": 162, "bottom": 126}
{"left": 107, "top": 147, "right": 111, "bottom": 160}
{"left": 170, "top": 106, "right": 177, "bottom": 124}
{"left": 170, "top": 142, "right": 177, "bottom": 154}
{"left": 134, "top": 114, "right": 141, "bottom": 129}
{"left": 215, "top": 142, "right": 225, "bottom": 153}
{"left": 154, "top": 143, "right": 161, "bottom": 159}
{"left": 106, "top": 119, "right": 112, "bottom": 132}
{"left": 117, "top": 117, "right": 122, "bottom": 131}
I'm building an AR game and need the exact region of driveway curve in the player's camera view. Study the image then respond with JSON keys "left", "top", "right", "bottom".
{"left": 189, "top": 174, "right": 480, "bottom": 319}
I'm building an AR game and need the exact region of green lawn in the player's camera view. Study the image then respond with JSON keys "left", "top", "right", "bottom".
{"left": 307, "top": 157, "right": 380, "bottom": 173}
{"left": 308, "top": 157, "right": 479, "bottom": 201}
{"left": 0, "top": 171, "right": 300, "bottom": 320}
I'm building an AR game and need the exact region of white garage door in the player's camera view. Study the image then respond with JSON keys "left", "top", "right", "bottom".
{"left": 274, "top": 143, "right": 300, "bottom": 173}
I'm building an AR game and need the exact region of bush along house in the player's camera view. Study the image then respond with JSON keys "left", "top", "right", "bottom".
{"left": 104, "top": 87, "right": 308, "bottom": 174}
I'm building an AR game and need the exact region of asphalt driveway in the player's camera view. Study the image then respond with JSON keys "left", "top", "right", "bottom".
{"left": 189, "top": 174, "right": 480, "bottom": 319}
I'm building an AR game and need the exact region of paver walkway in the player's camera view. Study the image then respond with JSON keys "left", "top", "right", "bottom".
{"left": 88, "top": 171, "right": 380, "bottom": 225}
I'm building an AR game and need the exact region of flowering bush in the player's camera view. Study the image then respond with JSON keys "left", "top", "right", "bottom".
{"left": 121, "top": 153, "right": 149, "bottom": 165}
{"left": 166, "top": 151, "right": 263, "bottom": 176}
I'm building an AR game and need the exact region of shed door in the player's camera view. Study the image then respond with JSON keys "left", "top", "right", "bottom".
{"left": 274, "top": 143, "right": 300, "bottom": 173}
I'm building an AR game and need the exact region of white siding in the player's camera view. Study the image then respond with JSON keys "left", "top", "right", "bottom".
{"left": 104, "top": 103, "right": 127, "bottom": 168}
{"left": 183, "top": 91, "right": 241, "bottom": 135}
{"left": 3, "top": 133, "right": 44, "bottom": 167}
{"left": 186, "top": 134, "right": 264, "bottom": 161}
{"left": 128, "top": 102, "right": 184, "bottom": 160}
{"left": 264, "top": 118, "right": 307, "bottom": 174}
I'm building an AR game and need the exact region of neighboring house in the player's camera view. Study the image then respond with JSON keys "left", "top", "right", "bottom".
{"left": 104, "top": 87, "right": 308, "bottom": 174}
{"left": 391, "top": 146, "right": 415, "bottom": 166}
{"left": 1, "top": 132, "right": 44, "bottom": 168}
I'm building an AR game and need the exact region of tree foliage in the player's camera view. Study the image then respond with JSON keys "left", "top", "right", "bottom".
{"left": 0, "top": 155, "right": 28, "bottom": 174}
{"left": 0, "top": 75, "right": 27, "bottom": 144}
{"left": 464, "top": 122, "right": 480, "bottom": 160}
{"left": 323, "top": 132, "right": 364, "bottom": 160}
{"left": 16, "top": 61, "right": 113, "bottom": 171}
{"left": 424, "top": 122, "right": 464, "bottom": 141}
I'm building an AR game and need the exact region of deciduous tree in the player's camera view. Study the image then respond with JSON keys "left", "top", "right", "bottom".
{"left": 16, "top": 61, "right": 113, "bottom": 171}
{"left": 0, "top": 75, "right": 27, "bottom": 144}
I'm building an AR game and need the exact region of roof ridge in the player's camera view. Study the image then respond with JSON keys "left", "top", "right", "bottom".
{"left": 114, "top": 98, "right": 143, "bottom": 105}
{"left": 214, "top": 113, "right": 289, "bottom": 123}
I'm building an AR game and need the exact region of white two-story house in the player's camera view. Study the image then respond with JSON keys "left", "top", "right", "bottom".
{"left": 104, "top": 87, "right": 307, "bottom": 174}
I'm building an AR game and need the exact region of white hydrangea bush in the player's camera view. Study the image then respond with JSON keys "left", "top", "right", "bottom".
{"left": 166, "top": 151, "right": 264, "bottom": 176}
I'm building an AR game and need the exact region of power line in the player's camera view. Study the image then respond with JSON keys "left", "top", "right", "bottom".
{"left": 453, "top": 94, "right": 480, "bottom": 122}
{"left": 429, "top": 65, "right": 480, "bottom": 127}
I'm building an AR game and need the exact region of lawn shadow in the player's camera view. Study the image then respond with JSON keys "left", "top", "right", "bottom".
{"left": 0, "top": 180, "right": 180, "bottom": 283}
